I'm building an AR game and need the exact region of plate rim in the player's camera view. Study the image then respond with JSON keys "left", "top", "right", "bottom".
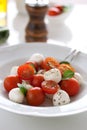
{"left": 0, "top": 42, "right": 87, "bottom": 117}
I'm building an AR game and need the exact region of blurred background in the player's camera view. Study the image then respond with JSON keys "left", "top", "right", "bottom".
{"left": 0, "top": 0, "right": 87, "bottom": 51}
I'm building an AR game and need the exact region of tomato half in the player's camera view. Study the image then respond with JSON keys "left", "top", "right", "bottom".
{"left": 60, "top": 78, "right": 80, "bottom": 96}
{"left": 26, "top": 87, "right": 45, "bottom": 106}
{"left": 41, "top": 80, "right": 59, "bottom": 94}
{"left": 17, "top": 64, "right": 35, "bottom": 80}
{"left": 32, "top": 74, "right": 44, "bottom": 87}
{"left": 3, "top": 75, "right": 21, "bottom": 92}
{"left": 41, "top": 57, "right": 60, "bottom": 70}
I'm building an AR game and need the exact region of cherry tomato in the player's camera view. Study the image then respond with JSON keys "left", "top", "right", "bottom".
{"left": 48, "top": 7, "right": 61, "bottom": 16}
{"left": 58, "top": 63, "right": 75, "bottom": 75}
{"left": 17, "top": 64, "right": 35, "bottom": 80}
{"left": 26, "top": 61, "right": 39, "bottom": 72}
{"left": 3, "top": 76, "right": 21, "bottom": 92}
{"left": 32, "top": 74, "right": 44, "bottom": 87}
{"left": 55, "top": 5, "right": 64, "bottom": 12}
{"left": 60, "top": 78, "right": 80, "bottom": 96}
{"left": 41, "top": 80, "right": 59, "bottom": 94}
{"left": 41, "top": 57, "right": 60, "bottom": 70}
{"left": 26, "top": 87, "right": 45, "bottom": 106}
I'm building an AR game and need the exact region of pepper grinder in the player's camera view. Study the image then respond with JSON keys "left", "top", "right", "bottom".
{"left": 25, "top": 0, "right": 49, "bottom": 42}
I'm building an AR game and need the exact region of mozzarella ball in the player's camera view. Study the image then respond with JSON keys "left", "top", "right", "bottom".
{"left": 53, "top": 90, "right": 70, "bottom": 106}
{"left": 74, "top": 72, "right": 83, "bottom": 85}
{"left": 10, "top": 66, "right": 19, "bottom": 76}
{"left": 29, "top": 53, "right": 44, "bottom": 65}
{"left": 44, "top": 68, "right": 62, "bottom": 83}
{"left": 9, "top": 88, "right": 25, "bottom": 103}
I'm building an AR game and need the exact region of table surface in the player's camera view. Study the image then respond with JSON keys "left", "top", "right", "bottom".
{"left": 0, "top": 0, "right": 87, "bottom": 130}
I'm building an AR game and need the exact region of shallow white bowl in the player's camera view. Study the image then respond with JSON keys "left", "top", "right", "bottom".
{"left": 0, "top": 43, "right": 87, "bottom": 117}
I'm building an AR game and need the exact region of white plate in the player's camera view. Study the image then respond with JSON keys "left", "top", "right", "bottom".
{"left": 0, "top": 43, "right": 87, "bottom": 117}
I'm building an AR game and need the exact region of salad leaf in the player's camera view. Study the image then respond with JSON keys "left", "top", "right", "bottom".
{"left": 18, "top": 83, "right": 27, "bottom": 96}
{"left": 62, "top": 70, "right": 74, "bottom": 80}
{"left": 60, "top": 61, "right": 70, "bottom": 64}
{"left": 63, "top": 6, "right": 70, "bottom": 12}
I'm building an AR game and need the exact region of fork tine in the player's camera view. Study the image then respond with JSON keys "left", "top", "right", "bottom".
{"left": 64, "top": 49, "right": 80, "bottom": 62}
{"left": 64, "top": 49, "right": 77, "bottom": 61}
{"left": 70, "top": 50, "right": 80, "bottom": 62}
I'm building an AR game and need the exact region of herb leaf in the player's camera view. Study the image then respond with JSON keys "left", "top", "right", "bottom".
{"left": 62, "top": 70, "right": 74, "bottom": 80}
{"left": 18, "top": 83, "right": 27, "bottom": 96}
{"left": 60, "top": 61, "right": 70, "bottom": 64}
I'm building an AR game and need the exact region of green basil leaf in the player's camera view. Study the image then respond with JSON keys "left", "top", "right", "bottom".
{"left": 60, "top": 61, "right": 70, "bottom": 64}
{"left": 63, "top": 6, "right": 70, "bottom": 12}
{"left": 62, "top": 70, "right": 74, "bottom": 80}
{"left": 18, "top": 83, "right": 27, "bottom": 96}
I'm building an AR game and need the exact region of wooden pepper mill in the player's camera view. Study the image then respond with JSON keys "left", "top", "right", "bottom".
{"left": 25, "top": 0, "right": 49, "bottom": 42}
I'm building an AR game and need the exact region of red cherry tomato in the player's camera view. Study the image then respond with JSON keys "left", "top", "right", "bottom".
{"left": 48, "top": 7, "right": 61, "bottom": 16}
{"left": 32, "top": 74, "right": 44, "bottom": 87}
{"left": 41, "top": 80, "right": 59, "bottom": 94}
{"left": 26, "top": 61, "right": 39, "bottom": 72}
{"left": 3, "top": 76, "right": 21, "bottom": 92}
{"left": 55, "top": 5, "right": 64, "bottom": 12}
{"left": 17, "top": 64, "right": 35, "bottom": 80}
{"left": 60, "top": 78, "right": 80, "bottom": 96}
{"left": 26, "top": 87, "right": 45, "bottom": 106}
{"left": 41, "top": 57, "right": 60, "bottom": 70}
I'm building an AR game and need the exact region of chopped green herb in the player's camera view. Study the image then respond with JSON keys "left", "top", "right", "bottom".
{"left": 18, "top": 83, "right": 27, "bottom": 96}
{"left": 62, "top": 70, "right": 74, "bottom": 80}
{"left": 60, "top": 61, "right": 70, "bottom": 64}
{"left": 63, "top": 6, "right": 70, "bottom": 12}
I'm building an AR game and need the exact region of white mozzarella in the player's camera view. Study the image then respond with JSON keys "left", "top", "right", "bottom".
{"left": 74, "top": 72, "right": 83, "bottom": 85}
{"left": 29, "top": 53, "right": 44, "bottom": 65}
{"left": 10, "top": 66, "right": 19, "bottom": 76}
{"left": 9, "top": 88, "right": 25, "bottom": 103}
{"left": 53, "top": 90, "right": 70, "bottom": 106}
{"left": 44, "top": 68, "right": 62, "bottom": 83}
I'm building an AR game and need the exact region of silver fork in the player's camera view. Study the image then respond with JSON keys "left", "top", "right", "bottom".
{"left": 63, "top": 49, "right": 80, "bottom": 62}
